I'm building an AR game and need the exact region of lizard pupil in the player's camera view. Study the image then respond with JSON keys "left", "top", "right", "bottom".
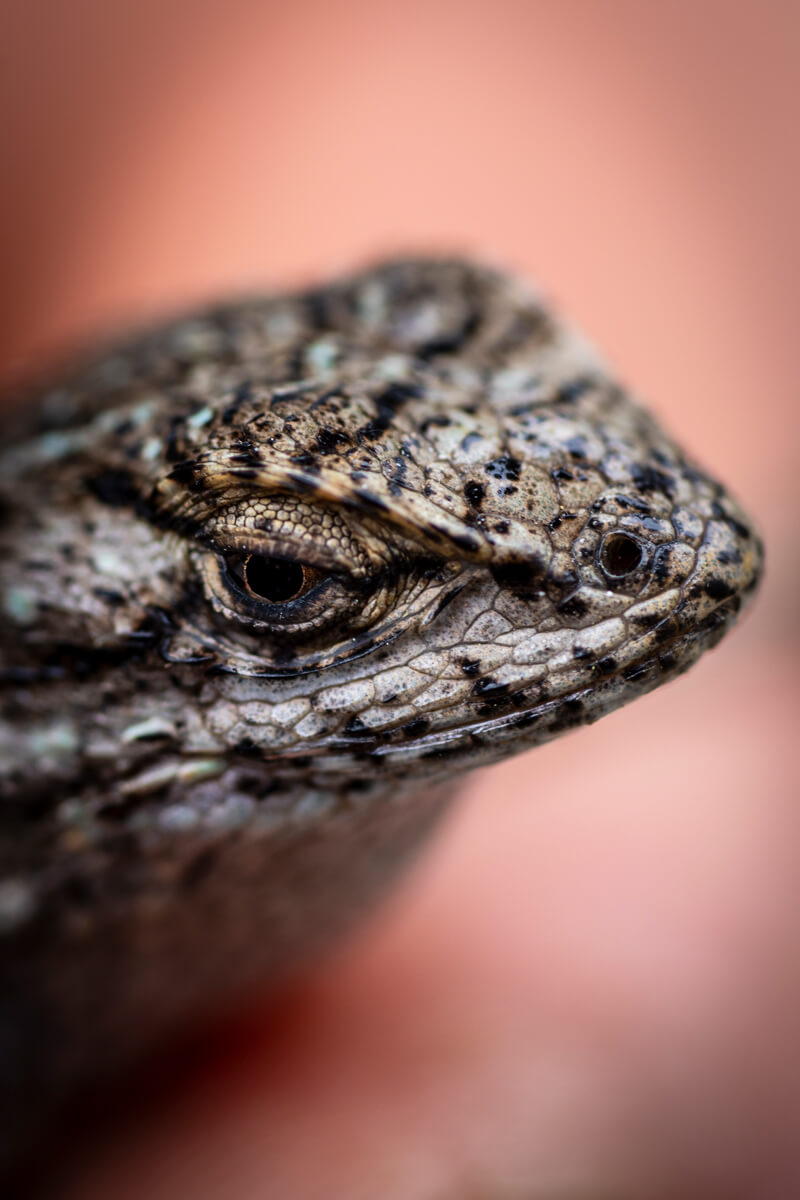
{"left": 244, "top": 555, "right": 307, "bottom": 603}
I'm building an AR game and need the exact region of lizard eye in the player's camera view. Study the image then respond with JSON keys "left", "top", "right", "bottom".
{"left": 213, "top": 550, "right": 348, "bottom": 634}
{"left": 225, "top": 553, "right": 326, "bottom": 604}
{"left": 192, "top": 493, "right": 461, "bottom": 652}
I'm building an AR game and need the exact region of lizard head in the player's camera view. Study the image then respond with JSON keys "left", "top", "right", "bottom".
{"left": 0, "top": 261, "right": 764, "bottom": 1135}
{"left": 0, "top": 259, "right": 762, "bottom": 814}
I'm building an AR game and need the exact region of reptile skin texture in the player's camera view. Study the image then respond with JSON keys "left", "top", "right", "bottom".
{"left": 0, "top": 258, "right": 762, "bottom": 1168}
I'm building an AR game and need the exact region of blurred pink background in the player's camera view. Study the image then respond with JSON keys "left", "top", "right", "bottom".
{"left": 2, "top": 2, "right": 798, "bottom": 1196}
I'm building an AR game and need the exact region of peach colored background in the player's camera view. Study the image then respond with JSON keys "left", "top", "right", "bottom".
{"left": 2, "top": 2, "right": 799, "bottom": 1197}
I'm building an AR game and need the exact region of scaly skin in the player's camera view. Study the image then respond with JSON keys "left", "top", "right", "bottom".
{"left": 0, "top": 258, "right": 761, "bottom": 1164}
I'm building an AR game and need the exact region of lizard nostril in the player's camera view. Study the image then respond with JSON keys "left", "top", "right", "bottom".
{"left": 599, "top": 532, "right": 646, "bottom": 579}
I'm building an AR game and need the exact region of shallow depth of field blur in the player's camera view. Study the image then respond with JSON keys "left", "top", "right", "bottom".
{"left": 2, "top": 2, "right": 798, "bottom": 1197}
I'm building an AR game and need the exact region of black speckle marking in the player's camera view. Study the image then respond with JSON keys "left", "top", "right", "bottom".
{"left": 710, "top": 501, "right": 751, "bottom": 542}
{"left": 234, "top": 737, "right": 263, "bottom": 757}
{"left": 615, "top": 493, "right": 651, "bottom": 514}
{"left": 548, "top": 510, "right": 577, "bottom": 533}
{"left": 464, "top": 480, "right": 485, "bottom": 509}
{"left": 343, "top": 715, "right": 375, "bottom": 738}
{"left": 566, "top": 436, "right": 588, "bottom": 461}
{"left": 557, "top": 377, "right": 594, "bottom": 404}
{"left": 485, "top": 456, "right": 521, "bottom": 482}
{"left": 166, "top": 460, "right": 203, "bottom": 490}
{"left": 431, "top": 583, "right": 467, "bottom": 619}
{"left": 510, "top": 709, "right": 544, "bottom": 729}
{"left": 653, "top": 619, "right": 678, "bottom": 645}
{"left": 447, "top": 530, "right": 481, "bottom": 553}
{"left": 355, "top": 489, "right": 389, "bottom": 511}
{"left": 460, "top": 659, "right": 481, "bottom": 677}
{"left": 309, "top": 389, "right": 342, "bottom": 411}
{"left": 651, "top": 547, "right": 672, "bottom": 585}
{"left": 420, "top": 414, "right": 451, "bottom": 432}
{"left": 416, "top": 308, "right": 481, "bottom": 358}
{"left": 357, "top": 422, "right": 387, "bottom": 443}
{"left": 551, "top": 467, "right": 574, "bottom": 483}
{"left": 315, "top": 427, "right": 350, "bottom": 455}
{"left": 460, "top": 431, "right": 484, "bottom": 453}
{"left": 559, "top": 594, "right": 588, "bottom": 620}
{"left": 93, "top": 588, "right": 125, "bottom": 606}
{"left": 356, "top": 382, "right": 421, "bottom": 442}
{"left": 401, "top": 718, "right": 430, "bottom": 739}
{"left": 705, "top": 577, "right": 735, "bottom": 601}
{"left": 490, "top": 559, "right": 545, "bottom": 591}
{"left": 629, "top": 608, "right": 661, "bottom": 632}
{"left": 85, "top": 468, "right": 140, "bottom": 508}
{"left": 630, "top": 462, "right": 675, "bottom": 497}
{"left": 473, "top": 678, "right": 509, "bottom": 698}
{"left": 230, "top": 448, "right": 263, "bottom": 467}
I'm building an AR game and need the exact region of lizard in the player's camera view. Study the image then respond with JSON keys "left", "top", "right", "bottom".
{"left": 0, "top": 257, "right": 762, "bottom": 1167}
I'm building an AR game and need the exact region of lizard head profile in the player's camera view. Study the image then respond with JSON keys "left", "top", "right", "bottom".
{"left": 0, "top": 259, "right": 762, "bottom": 812}
{"left": 1, "top": 259, "right": 762, "bottom": 810}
